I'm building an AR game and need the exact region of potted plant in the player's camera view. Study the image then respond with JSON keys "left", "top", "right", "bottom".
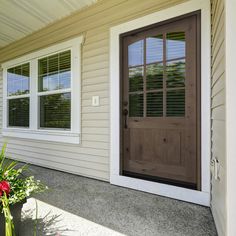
{"left": 0, "top": 144, "right": 47, "bottom": 236}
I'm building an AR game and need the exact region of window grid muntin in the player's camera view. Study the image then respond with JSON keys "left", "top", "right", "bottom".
{"left": 128, "top": 32, "right": 186, "bottom": 118}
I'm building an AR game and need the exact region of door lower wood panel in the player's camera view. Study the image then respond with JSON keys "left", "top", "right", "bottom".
{"left": 120, "top": 12, "right": 201, "bottom": 190}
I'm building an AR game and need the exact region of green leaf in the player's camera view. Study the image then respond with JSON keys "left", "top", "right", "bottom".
{"left": 0, "top": 143, "right": 7, "bottom": 169}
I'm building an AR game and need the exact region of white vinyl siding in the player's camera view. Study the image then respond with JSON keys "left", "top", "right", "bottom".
{"left": 211, "top": 0, "right": 226, "bottom": 236}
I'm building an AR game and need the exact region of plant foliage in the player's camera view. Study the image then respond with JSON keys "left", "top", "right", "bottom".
{"left": 0, "top": 143, "right": 47, "bottom": 235}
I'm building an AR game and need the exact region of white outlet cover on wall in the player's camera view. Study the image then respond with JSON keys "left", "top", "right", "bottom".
{"left": 92, "top": 96, "right": 100, "bottom": 106}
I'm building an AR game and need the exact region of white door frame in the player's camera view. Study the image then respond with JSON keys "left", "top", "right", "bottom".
{"left": 110, "top": 0, "right": 211, "bottom": 206}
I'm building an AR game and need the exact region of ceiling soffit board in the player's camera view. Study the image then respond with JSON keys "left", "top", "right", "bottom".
{"left": 0, "top": 0, "right": 97, "bottom": 48}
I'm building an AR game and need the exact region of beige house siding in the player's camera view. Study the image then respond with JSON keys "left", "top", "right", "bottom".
{"left": 211, "top": 0, "right": 226, "bottom": 235}
{"left": 0, "top": 0, "right": 187, "bottom": 181}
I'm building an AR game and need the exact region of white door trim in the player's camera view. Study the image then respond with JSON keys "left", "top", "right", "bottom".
{"left": 110, "top": 0, "right": 211, "bottom": 206}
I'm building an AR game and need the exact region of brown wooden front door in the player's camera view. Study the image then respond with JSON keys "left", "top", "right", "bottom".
{"left": 121, "top": 12, "right": 201, "bottom": 190}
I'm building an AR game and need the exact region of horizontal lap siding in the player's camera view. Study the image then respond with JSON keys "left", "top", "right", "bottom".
{"left": 0, "top": 0, "right": 186, "bottom": 181}
{"left": 211, "top": 0, "right": 226, "bottom": 235}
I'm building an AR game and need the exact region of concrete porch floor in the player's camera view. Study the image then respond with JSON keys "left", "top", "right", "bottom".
{"left": 20, "top": 165, "right": 217, "bottom": 236}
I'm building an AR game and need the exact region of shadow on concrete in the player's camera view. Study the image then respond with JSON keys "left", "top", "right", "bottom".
{"left": 20, "top": 207, "right": 71, "bottom": 236}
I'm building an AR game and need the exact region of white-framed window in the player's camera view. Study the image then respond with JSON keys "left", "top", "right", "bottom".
{"left": 2, "top": 36, "right": 83, "bottom": 144}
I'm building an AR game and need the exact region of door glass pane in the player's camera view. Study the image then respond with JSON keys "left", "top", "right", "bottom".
{"left": 128, "top": 40, "right": 144, "bottom": 117}
{"left": 166, "top": 89, "right": 185, "bottom": 117}
{"left": 166, "top": 32, "right": 185, "bottom": 60}
{"left": 128, "top": 40, "right": 144, "bottom": 67}
{"left": 166, "top": 59, "right": 185, "bottom": 88}
{"left": 146, "top": 63, "right": 163, "bottom": 90}
{"left": 40, "top": 92, "right": 71, "bottom": 129}
{"left": 146, "top": 35, "right": 163, "bottom": 64}
{"left": 129, "top": 66, "right": 143, "bottom": 92}
{"left": 8, "top": 98, "right": 29, "bottom": 127}
{"left": 166, "top": 32, "right": 186, "bottom": 117}
{"left": 129, "top": 93, "right": 143, "bottom": 117}
{"left": 7, "top": 63, "right": 30, "bottom": 96}
{"left": 38, "top": 50, "right": 71, "bottom": 92}
{"left": 147, "top": 92, "right": 163, "bottom": 117}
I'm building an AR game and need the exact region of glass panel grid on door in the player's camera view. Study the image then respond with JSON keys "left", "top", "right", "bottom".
{"left": 128, "top": 32, "right": 186, "bottom": 118}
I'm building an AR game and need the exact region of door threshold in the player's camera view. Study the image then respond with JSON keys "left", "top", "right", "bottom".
{"left": 110, "top": 174, "right": 210, "bottom": 206}
{"left": 123, "top": 171, "right": 197, "bottom": 190}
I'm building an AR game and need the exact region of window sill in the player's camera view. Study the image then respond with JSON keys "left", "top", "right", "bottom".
{"left": 2, "top": 128, "right": 80, "bottom": 144}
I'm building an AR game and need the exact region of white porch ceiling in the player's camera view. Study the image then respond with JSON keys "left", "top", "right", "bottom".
{"left": 0, "top": 0, "right": 97, "bottom": 48}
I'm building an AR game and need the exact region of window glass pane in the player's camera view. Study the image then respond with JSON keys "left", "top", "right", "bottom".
{"left": 7, "top": 63, "right": 30, "bottom": 96}
{"left": 166, "top": 89, "right": 185, "bottom": 117}
{"left": 8, "top": 98, "right": 29, "bottom": 127}
{"left": 40, "top": 92, "right": 71, "bottom": 129}
{"left": 146, "top": 63, "right": 163, "bottom": 90}
{"left": 129, "top": 66, "right": 143, "bottom": 92}
{"left": 38, "top": 58, "right": 47, "bottom": 75}
{"left": 166, "top": 32, "right": 185, "bottom": 61}
{"left": 48, "top": 54, "right": 58, "bottom": 74}
{"left": 128, "top": 40, "right": 144, "bottom": 67}
{"left": 147, "top": 92, "right": 163, "bottom": 117}
{"left": 166, "top": 59, "right": 185, "bottom": 88}
{"left": 59, "top": 51, "right": 71, "bottom": 71}
{"left": 38, "top": 50, "right": 71, "bottom": 92}
{"left": 129, "top": 93, "right": 143, "bottom": 117}
{"left": 38, "top": 72, "right": 56, "bottom": 91}
{"left": 59, "top": 71, "right": 71, "bottom": 89}
{"left": 59, "top": 51, "right": 71, "bottom": 89}
{"left": 146, "top": 35, "right": 163, "bottom": 64}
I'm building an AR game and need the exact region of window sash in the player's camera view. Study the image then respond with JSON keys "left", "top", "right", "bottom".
{"left": 39, "top": 92, "right": 71, "bottom": 130}
{"left": 7, "top": 63, "right": 30, "bottom": 97}
{"left": 8, "top": 97, "right": 30, "bottom": 128}
{"left": 38, "top": 50, "right": 71, "bottom": 92}
{"left": 37, "top": 88, "right": 71, "bottom": 97}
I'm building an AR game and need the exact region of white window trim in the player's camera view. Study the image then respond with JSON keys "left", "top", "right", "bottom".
{"left": 110, "top": 0, "right": 211, "bottom": 206}
{"left": 2, "top": 36, "right": 83, "bottom": 144}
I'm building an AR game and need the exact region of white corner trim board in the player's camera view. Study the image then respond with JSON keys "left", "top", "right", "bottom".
{"left": 110, "top": 0, "right": 211, "bottom": 206}
{"left": 225, "top": 0, "right": 236, "bottom": 234}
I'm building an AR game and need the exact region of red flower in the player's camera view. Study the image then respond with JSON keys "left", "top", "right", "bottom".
{"left": 0, "top": 180, "right": 11, "bottom": 197}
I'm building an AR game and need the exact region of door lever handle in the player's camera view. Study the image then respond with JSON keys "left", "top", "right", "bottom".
{"left": 123, "top": 109, "right": 128, "bottom": 129}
